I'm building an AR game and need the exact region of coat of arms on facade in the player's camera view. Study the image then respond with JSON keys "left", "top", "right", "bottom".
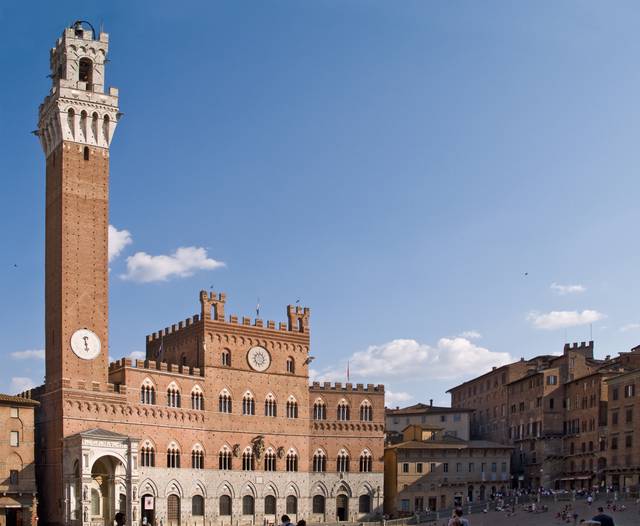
{"left": 252, "top": 435, "right": 265, "bottom": 459}
{"left": 277, "top": 446, "right": 285, "bottom": 459}
{"left": 232, "top": 443, "right": 241, "bottom": 457}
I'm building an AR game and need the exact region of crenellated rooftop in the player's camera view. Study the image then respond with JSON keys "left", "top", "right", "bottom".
{"left": 310, "top": 381, "right": 384, "bottom": 393}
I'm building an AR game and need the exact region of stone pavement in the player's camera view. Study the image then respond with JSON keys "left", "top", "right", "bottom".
{"left": 429, "top": 500, "right": 640, "bottom": 526}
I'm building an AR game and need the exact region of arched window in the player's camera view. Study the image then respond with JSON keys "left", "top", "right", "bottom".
{"left": 219, "top": 495, "right": 232, "bottom": 516}
{"left": 286, "top": 495, "right": 297, "bottom": 514}
{"left": 219, "top": 446, "right": 232, "bottom": 470}
{"left": 286, "top": 357, "right": 295, "bottom": 374}
{"left": 67, "top": 108, "right": 75, "bottom": 139}
{"left": 167, "top": 383, "right": 181, "bottom": 408}
{"left": 360, "top": 400, "right": 373, "bottom": 421}
{"left": 265, "top": 393, "right": 277, "bottom": 417}
{"left": 359, "top": 495, "right": 371, "bottom": 513}
{"left": 313, "top": 399, "right": 326, "bottom": 420}
{"left": 313, "top": 495, "right": 326, "bottom": 514}
{"left": 286, "top": 396, "right": 298, "bottom": 419}
{"left": 140, "top": 441, "right": 155, "bottom": 467}
{"left": 359, "top": 450, "right": 373, "bottom": 473}
{"left": 242, "top": 447, "right": 254, "bottom": 471}
{"left": 219, "top": 389, "right": 232, "bottom": 413}
{"left": 286, "top": 449, "right": 298, "bottom": 472}
{"left": 242, "top": 495, "right": 255, "bottom": 515}
{"left": 191, "top": 444, "right": 204, "bottom": 469}
{"left": 265, "top": 495, "right": 277, "bottom": 515}
{"left": 191, "top": 386, "right": 204, "bottom": 410}
{"left": 140, "top": 380, "right": 156, "bottom": 405}
{"left": 167, "top": 495, "right": 180, "bottom": 523}
{"left": 337, "top": 449, "right": 350, "bottom": 473}
{"left": 264, "top": 449, "right": 276, "bottom": 471}
{"left": 221, "top": 349, "right": 231, "bottom": 367}
{"left": 166, "top": 442, "right": 180, "bottom": 468}
{"left": 242, "top": 392, "right": 255, "bottom": 416}
{"left": 313, "top": 449, "right": 326, "bottom": 472}
{"left": 192, "top": 495, "right": 204, "bottom": 516}
{"left": 337, "top": 400, "right": 350, "bottom": 421}
{"left": 78, "top": 57, "right": 93, "bottom": 90}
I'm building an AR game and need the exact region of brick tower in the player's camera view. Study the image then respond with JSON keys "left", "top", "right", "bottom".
{"left": 39, "top": 21, "right": 119, "bottom": 389}
{"left": 35, "top": 21, "right": 120, "bottom": 524}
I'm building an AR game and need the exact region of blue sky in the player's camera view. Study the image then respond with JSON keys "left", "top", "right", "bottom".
{"left": 2, "top": 1, "right": 640, "bottom": 405}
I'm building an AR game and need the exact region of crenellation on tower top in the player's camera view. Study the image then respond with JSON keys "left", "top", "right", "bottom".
{"left": 38, "top": 21, "right": 120, "bottom": 157}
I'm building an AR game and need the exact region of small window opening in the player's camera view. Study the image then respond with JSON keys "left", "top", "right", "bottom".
{"left": 79, "top": 58, "right": 93, "bottom": 90}
{"left": 84, "top": 146, "right": 90, "bottom": 161}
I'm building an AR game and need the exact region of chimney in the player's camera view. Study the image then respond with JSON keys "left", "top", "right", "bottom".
{"left": 429, "top": 399, "right": 433, "bottom": 407}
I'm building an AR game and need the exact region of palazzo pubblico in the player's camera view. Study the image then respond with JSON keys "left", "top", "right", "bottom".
{"left": 25, "top": 22, "right": 385, "bottom": 526}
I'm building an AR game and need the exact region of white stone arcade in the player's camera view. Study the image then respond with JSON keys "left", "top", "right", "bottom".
{"left": 63, "top": 429, "right": 140, "bottom": 526}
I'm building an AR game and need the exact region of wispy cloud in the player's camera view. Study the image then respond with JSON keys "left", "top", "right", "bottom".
{"left": 527, "top": 310, "right": 605, "bottom": 330}
{"left": 550, "top": 283, "right": 586, "bottom": 295}
{"left": 10, "top": 349, "right": 45, "bottom": 360}
{"left": 459, "top": 330, "right": 481, "bottom": 339}
{"left": 129, "top": 351, "right": 146, "bottom": 360}
{"left": 10, "top": 377, "right": 36, "bottom": 394}
{"left": 385, "top": 390, "right": 413, "bottom": 407}
{"left": 620, "top": 323, "right": 640, "bottom": 333}
{"left": 121, "top": 247, "right": 225, "bottom": 283}
{"left": 108, "top": 225, "right": 133, "bottom": 263}
{"left": 312, "top": 336, "right": 513, "bottom": 383}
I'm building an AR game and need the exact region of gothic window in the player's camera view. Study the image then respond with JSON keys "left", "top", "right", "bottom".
{"left": 242, "top": 392, "right": 255, "bottom": 416}
{"left": 191, "top": 445, "right": 204, "bottom": 469}
{"left": 359, "top": 495, "right": 371, "bottom": 513}
{"left": 265, "top": 393, "right": 277, "bottom": 417}
{"left": 360, "top": 400, "right": 373, "bottom": 421}
{"left": 219, "top": 495, "right": 232, "bottom": 516}
{"left": 359, "top": 450, "right": 373, "bottom": 473}
{"left": 191, "top": 386, "right": 204, "bottom": 410}
{"left": 313, "top": 449, "right": 327, "bottom": 472}
{"left": 264, "top": 449, "right": 277, "bottom": 471}
{"left": 242, "top": 447, "right": 254, "bottom": 471}
{"left": 286, "top": 396, "right": 298, "bottom": 419}
{"left": 286, "top": 449, "right": 298, "bottom": 472}
{"left": 166, "top": 443, "right": 180, "bottom": 468}
{"left": 219, "top": 389, "right": 232, "bottom": 413}
{"left": 286, "top": 357, "right": 295, "bottom": 374}
{"left": 192, "top": 495, "right": 204, "bottom": 516}
{"left": 337, "top": 449, "right": 350, "bottom": 473}
{"left": 167, "top": 383, "right": 181, "bottom": 408}
{"left": 242, "top": 495, "right": 255, "bottom": 516}
{"left": 313, "top": 495, "right": 326, "bottom": 514}
{"left": 265, "top": 495, "right": 277, "bottom": 515}
{"left": 286, "top": 495, "right": 298, "bottom": 514}
{"left": 222, "top": 349, "right": 231, "bottom": 367}
{"left": 219, "top": 446, "right": 232, "bottom": 470}
{"left": 337, "top": 400, "right": 350, "bottom": 421}
{"left": 140, "top": 380, "right": 156, "bottom": 405}
{"left": 313, "top": 399, "right": 326, "bottom": 420}
{"left": 140, "top": 441, "right": 155, "bottom": 467}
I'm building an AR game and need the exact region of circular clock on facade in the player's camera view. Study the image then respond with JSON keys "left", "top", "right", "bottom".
{"left": 70, "top": 328, "right": 101, "bottom": 360}
{"left": 247, "top": 346, "right": 271, "bottom": 372}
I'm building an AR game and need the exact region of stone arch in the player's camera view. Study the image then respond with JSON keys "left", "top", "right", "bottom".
{"left": 311, "top": 481, "right": 329, "bottom": 497}
{"left": 356, "top": 481, "right": 374, "bottom": 496}
{"left": 241, "top": 481, "right": 257, "bottom": 497}
{"left": 216, "top": 481, "right": 235, "bottom": 498}
{"left": 164, "top": 479, "right": 184, "bottom": 498}
{"left": 262, "top": 482, "right": 279, "bottom": 498}
{"left": 286, "top": 482, "right": 301, "bottom": 498}
{"left": 332, "top": 480, "right": 352, "bottom": 498}
{"left": 140, "top": 479, "right": 159, "bottom": 497}
{"left": 192, "top": 481, "right": 207, "bottom": 498}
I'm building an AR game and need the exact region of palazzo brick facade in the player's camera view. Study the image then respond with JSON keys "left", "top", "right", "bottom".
{"left": 27, "top": 22, "right": 384, "bottom": 526}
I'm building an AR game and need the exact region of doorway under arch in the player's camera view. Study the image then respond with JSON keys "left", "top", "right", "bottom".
{"left": 336, "top": 494, "right": 349, "bottom": 521}
{"left": 90, "top": 455, "right": 127, "bottom": 525}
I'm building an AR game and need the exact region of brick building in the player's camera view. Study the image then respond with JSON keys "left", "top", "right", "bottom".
{"left": 28, "top": 22, "right": 384, "bottom": 526}
{"left": 448, "top": 341, "right": 640, "bottom": 489}
{"left": 0, "top": 394, "right": 38, "bottom": 526}
{"left": 385, "top": 403, "right": 473, "bottom": 441}
{"left": 383, "top": 425, "right": 511, "bottom": 515}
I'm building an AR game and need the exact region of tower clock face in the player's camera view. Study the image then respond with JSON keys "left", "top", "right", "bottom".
{"left": 70, "top": 329, "right": 101, "bottom": 360}
{"left": 247, "top": 346, "right": 271, "bottom": 372}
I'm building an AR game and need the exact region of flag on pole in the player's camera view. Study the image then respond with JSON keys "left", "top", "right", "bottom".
{"left": 256, "top": 298, "right": 260, "bottom": 318}
{"left": 347, "top": 360, "right": 350, "bottom": 382}
{"left": 157, "top": 336, "right": 164, "bottom": 358}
